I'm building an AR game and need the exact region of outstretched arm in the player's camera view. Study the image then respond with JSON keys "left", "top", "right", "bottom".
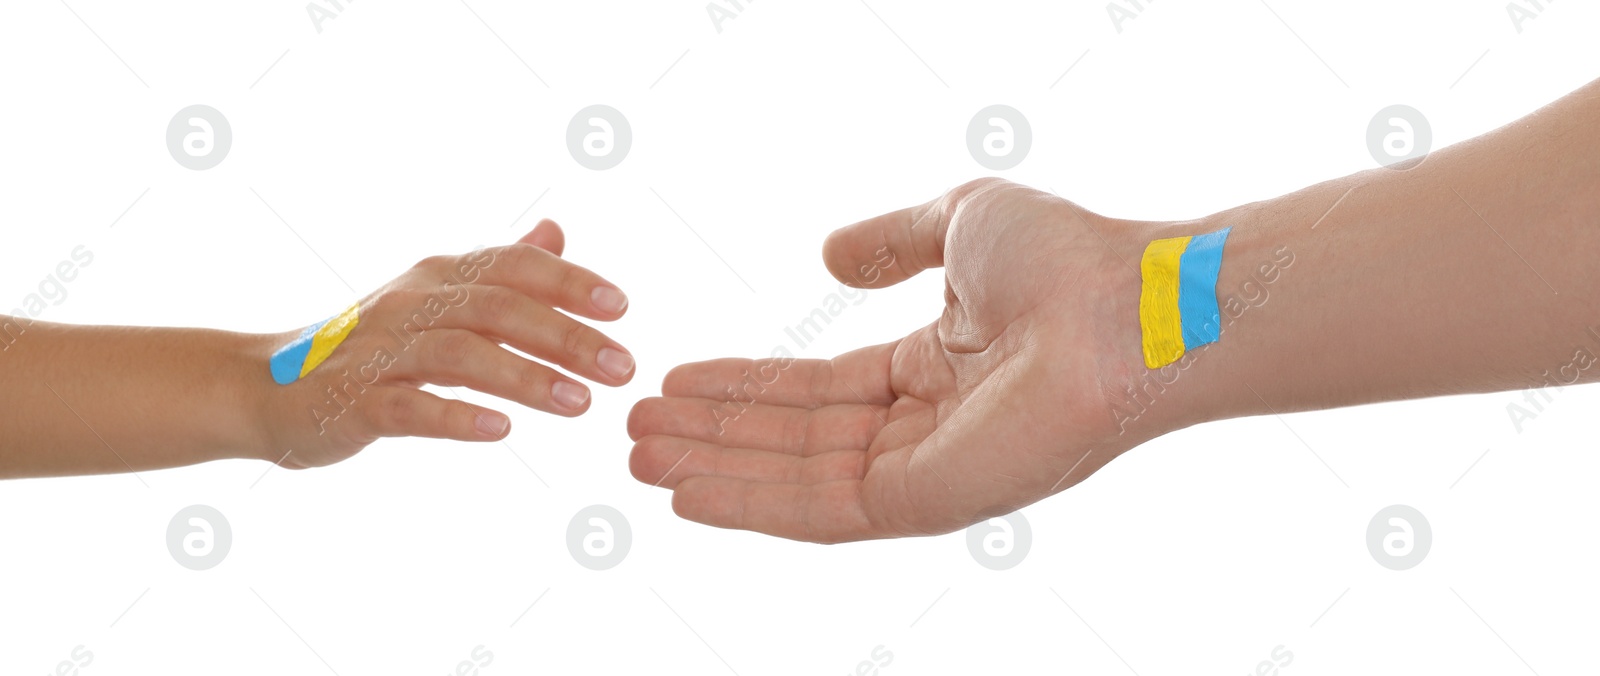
{"left": 1, "top": 220, "right": 635, "bottom": 478}
{"left": 1167, "top": 79, "right": 1600, "bottom": 426}
{"left": 629, "top": 76, "right": 1600, "bottom": 543}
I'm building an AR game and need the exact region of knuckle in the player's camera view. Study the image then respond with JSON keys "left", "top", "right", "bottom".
{"left": 781, "top": 409, "right": 810, "bottom": 455}
{"left": 413, "top": 254, "right": 448, "bottom": 271}
{"left": 445, "top": 400, "right": 476, "bottom": 431}
{"left": 375, "top": 391, "right": 415, "bottom": 430}
{"left": 949, "top": 177, "right": 1011, "bottom": 204}
{"left": 935, "top": 178, "right": 1015, "bottom": 228}
{"left": 369, "top": 287, "right": 409, "bottom": 312}
{"left": 558, "top": 263, "right": 589, "bottom": 299}
{"left": 784, "top": 455, "right": 805, "bottom": 484}
{"left": 376, "top": 288, "right": 438, "bottom": 327}
{"left": 502, "top": 244, "right": 543, "bottom": 276}
{"left": 515, "top": 362, "right": 546, "bottom": 392}
{"left": 708, "top": 444, "right": 724, "bottom": 479}
{"left": 507, "top": 242, "right": 539, "bottom": 261}
{"left": 559, "top": 321, "right": 588, "bottom": 361}
{"left": 477, "top": 286, "right": 517, "bottom": 323}
{"left": 807, "top": 361, "right": 833, "bottom": 403}
{"left": 793, "top": 488, "right": 815, "bottom": 541}
{"left": 430, "top": 331, "right": 473, "bottom": 369}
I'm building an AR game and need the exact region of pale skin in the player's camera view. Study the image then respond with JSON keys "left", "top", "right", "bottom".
{"left": 0, "top": 220, "right": 634, "bottom": 476}
{"left": 627, "top": 76, "right": 1600, "bottom": 543}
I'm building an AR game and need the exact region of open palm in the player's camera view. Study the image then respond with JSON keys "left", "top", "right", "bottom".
{"left": 628, "top": 179, "right": 1152, "bottom": 542}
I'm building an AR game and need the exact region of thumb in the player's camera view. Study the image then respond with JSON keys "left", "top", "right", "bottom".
{"left": 822, "top": 189, "right": 955, "bottom": 289}
{"left": 516, "top": 218, "right": 565, "bottom": 256}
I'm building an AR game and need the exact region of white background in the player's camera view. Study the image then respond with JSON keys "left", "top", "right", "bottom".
{"left": 2, "top": 1, "right": 1598, "bottom": 674}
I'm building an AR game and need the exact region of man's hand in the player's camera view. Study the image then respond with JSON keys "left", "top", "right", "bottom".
{"left": 629, "top": 179, "right": 1163, "bottom": 543}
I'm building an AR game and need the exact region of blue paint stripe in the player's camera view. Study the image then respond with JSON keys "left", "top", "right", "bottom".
{"left": 269, "top": 320, "right": 327, "bottom": 385}
{"left": 1177, "top": 226, "right": 1231, "bottom": 349}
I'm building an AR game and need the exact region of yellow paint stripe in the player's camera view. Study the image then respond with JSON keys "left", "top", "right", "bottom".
{"left": 300, "top": 303, "right": 360, "bottom": 378}
{"left": 1139, "top": 236, "right": 1190, "bottom": 369}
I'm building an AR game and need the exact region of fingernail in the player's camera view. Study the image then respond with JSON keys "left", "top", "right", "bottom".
{"left": 597, "top": 347, "right": 635, "bottom": 379}
{"left": 475, "top": 410, "right": 511, "bottom": 438}
{"left": 552, "top": 380, "right": 590, "bottom": 410}
{"left": 591, "top": 286, "right": 629, "bottom": 314}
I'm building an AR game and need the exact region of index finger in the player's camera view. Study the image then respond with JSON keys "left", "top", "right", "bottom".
{"left": 662, "top": 341, "right": 899, "bottom": 408}
{"left": 455, "top": 243, "right": 628, "bottom": 322}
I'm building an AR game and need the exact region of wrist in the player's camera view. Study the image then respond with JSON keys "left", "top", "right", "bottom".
{"left": 1091, "top": 205, "right": 1280, "bottom": 443}
{"left": 1148, "top": 200, "right": 1298, "bottom": 427}
{"left": 218, "top": 330, "right": 291, "bottom": 462}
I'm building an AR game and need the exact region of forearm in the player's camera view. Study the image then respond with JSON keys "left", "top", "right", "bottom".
{"left": 0, "top": 320, "right": 273, "bottom": 477}
{"left": 1165, "top": 77, "right": 1600, "bottom": 426}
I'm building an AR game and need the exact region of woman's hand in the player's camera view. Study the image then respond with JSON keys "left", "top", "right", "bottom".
{"left": 259, "top": 219, "right": 635, "bottom": 469}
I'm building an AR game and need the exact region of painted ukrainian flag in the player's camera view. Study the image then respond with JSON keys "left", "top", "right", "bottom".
{"left": 1138, "top": 227, "right": 1231, "bottom": 369}
{"left": 269, "top": 303, "right": 361, "bottom": 385}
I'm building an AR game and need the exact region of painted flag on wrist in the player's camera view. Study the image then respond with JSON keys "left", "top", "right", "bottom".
{"left": 269, "top": 303, "right": 361, "bottom": 385}
{"left": 1138, "top": 227, "right": 1231, "bottom": 369}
